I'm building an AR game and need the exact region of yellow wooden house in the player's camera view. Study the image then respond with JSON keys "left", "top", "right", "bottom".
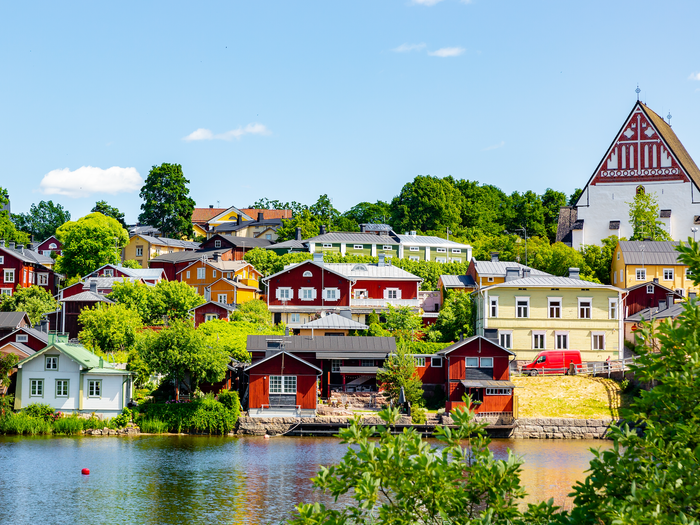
{"left": 177, "top": 256, "right": 261, "bottom": 304}
{"left": 122, "top": 235, "right": 200, "bottom": 268}
{"left": 191, "top": 206, "right": 254, "bottom": 238}
{"left": 476, "top": 269, "right": 624, "bottom": 362}
{"left": 611, "top": 240, "right": 699, "bottom": 298}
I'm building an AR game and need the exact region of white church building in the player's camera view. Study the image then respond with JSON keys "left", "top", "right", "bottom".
{"left": 557, "top": 100, "right": 700, "bottom": 249}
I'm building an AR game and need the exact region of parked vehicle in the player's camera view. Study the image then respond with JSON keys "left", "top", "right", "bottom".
{"left": 523, "top": 350, "right": 582, "bottom": 375}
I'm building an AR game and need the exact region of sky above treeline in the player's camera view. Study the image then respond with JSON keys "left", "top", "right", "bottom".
{"left": 3, "top": 1, "right": 700, "bottom": 224}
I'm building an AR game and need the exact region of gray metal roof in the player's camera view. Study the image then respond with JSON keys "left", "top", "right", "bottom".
{"left": 299, "top": 314, "right": 368, "bottom": 330}
{"left": 0, "top": 342, "right": 35, "bottom": 356}
{"left": 461, "top": 379, "right": 515, "bottom": 389}
{"left": 19, "top": 327, "right": 49, "bottom": 343}
{"left": 136, "top": 235, "right": 201, "bottom": 249}
{"left": 149, "top": 248, "right": 229, "bottom": 263}
{"left": 625, "top": 281, "right": 681, "bottom": 294}
{"left": 267, "top": 239, "right": 308, "bottom": 250}
{"left": 19, "top": 249, "right": 54, "bottom": 265}
{"left": 440, "top": 275, "right": 477, "bottom": 288}
{"left": 395, "top": 234, "right": 471, "bottom": 249}
{"left": 83, "top": 277, "right": 140, "bottom": 289}
{"left": 437, "top": 335, "right": 515, "bottom": 356}
{"left": 360, "top": 224, "right": 393, "bottom": 232}
{"left": 473, "top": 260, "right": 551, "bottom": 277}
{"left": 60, "top": 291, "right": 114, "bottom": 303}
{"left": 619, "top": 241, "right": 681, "bottom": 265}
{"left": 0, "top": 246, "right": 53, "bottom": 268}
{"left": 306, "top": 232, "right": 398, "bottom": 245}
{"left": 247, "top": 335, "right": 395, "bottom": 353}
{"left": 0, "top": 312, "right": 30, "bottom": 329}
{"left": 327, "top": 263, "right": 421, "bottom": 280}
{"left": 483, "top": 275, "right": 619, "bottom": 290}
{"left": 626, "top": 302, "right": 685, "bottom": 322}
{"left": 212, "top": 235, "right": 274, "bottom": 248}
{"left": 189, "top": 301, "right": 237, "bottom": 312}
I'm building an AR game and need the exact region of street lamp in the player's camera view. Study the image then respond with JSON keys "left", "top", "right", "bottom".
{"left": 509, "top": 227, "right": 528, "bottom": 267}
{"left": 692, "top": 227, "right": 698, "bottom": 242}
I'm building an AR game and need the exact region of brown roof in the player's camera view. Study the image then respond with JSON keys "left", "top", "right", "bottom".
{"left": 555, "top": 206, "right": 577, "bottom": 244}
{"left": 240, "top": 208, "right": 292, "bottom": 220}
{"left": 192, "top": 208, "right": 227, "bottom": 225}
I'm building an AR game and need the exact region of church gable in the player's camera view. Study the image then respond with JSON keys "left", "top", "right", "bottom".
{"left": 587, "top": 101, "right": 699, "bottom": 188}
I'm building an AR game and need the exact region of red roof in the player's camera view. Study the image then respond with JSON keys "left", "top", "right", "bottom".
{"left": 241, "top": 208, "right": 292, "bottom": 220}
{"left": 192, "top": 208, "right": 227, "bottom": 224}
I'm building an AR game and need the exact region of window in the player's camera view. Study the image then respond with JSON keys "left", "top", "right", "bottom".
{"left": 435, "top": 257, "right": 447, "bottom": 263}
{"left": 0, "top": 256, "right": 3, "bottom": 263}
{"left": 516, "top": 297, "right": 529, "bottom": 318}
{"left": 204, "top": 313, "right": 219, "bottom": 322}
{"left": 686, "top": 268, "right": 693, "bottom": 278}
{"left": 266, "top": 234, "right": 272, "bottom": 240}
{"left": 45, "top": 356, "right": 58, "bottom": 371}
{"left": 16, "top": 334, "right": 28, "bottom": 343}
{"left": 532, "top": 331, "right": 546, "bottom": 350}
{"left": 636, "top": 268, "right": 646, "bottom": 281}
{"left": 290, "top": 313, "right": 300, "bottom": 323}
{"left": 269, "top": 376, "right": 296, "bottom": 394}
{"left": 136, "top": 247, "right": 143, "bottom": 257}
{"left": 592, "top": 332, "right": 605, "bottom": 351}
{"left": 301, "top": 288, "right": 315, "bottom": 301}
{"left": 609, "top": 298, "right": 618, "bottom": 320}
{"left": 499, "top": 331, "right": 512, "bottom": 349}
{"left": 211, "top": 270, "right": 217, "bottom": 279}
{"left": 617, "top": 252, "right": 620, "bottom": 260}
{"left": 49, "top": 243, "right": 57, "bottom": 249}
{"left": 414, "top": 357, "right": 426, "bottom": 367}
{"left": 646, "top": 284, "right": 654, "bottom": 294}
{"left": 409, "top": 247, "right": 419, "bottom": 252}
{"left": 663, "top": 268, "right": 674, "bottom": 281}
{"left": 353, "top": 289, "right": 368, "bottom": 299}
{"left": 489, "top": 297, "right": 499, "bottom": 318}
{"left": 409, "top": 256, "right": 419, "bottom": 262}
{"left": 3, "top": 269, "right": 15, "bottom": 283}
{"left": 217, "top": 293, "right": 227, "bottom": 303}
{"left": 88, "top": 380, "right": 101, "bottom": 398}
{"left": 322, "top": 243, "right": 333, "bottom": 249}
{"left": 676, "top": 288, "right": 685, "bottom": 297}
{"left": 555, "top": 332, "right": 569, "bottom": 350}
{"left": 186, "top": 271, "right": 190, "bottom": 279}
{"left": 466, "top": 357, "right": 479, "bottom": 368}
{"left": 0, "top": 289, "right": 11, "bottom": 296}
{"left": 548, "top": 298, "right": 561, "bottom": 318}
{"left": 385, "top": 289, "right": 399, "bottom": 300}
{"left": 480, "top": 357, "right": 493, "bottom": 368}
{"left": 431, "top": 357, "right": 443, "bottom": 367}
{"left": 104, "top": 269, "right": 113, "bottom": 277}
{"left": 197, "top": 267, "right": 206, "bottom": 279}
{"left": 324, "top": 288, "right": 339, "bottom": 301}
{"left": 451, "top": 249, "right": 461, "bottom": 254}
{"left": 55, "top": 379, "right": 69, "bottom": 397}
{"left": 277, "top": 287, "right": 293, "bottom": 300}
{"left": 361, "top": 359, "right": 375, "bottom": 367}
{"left": 620, "top": 269, "right": 624, "bottom": 283}
{"left": 214, "top": 240, "right": 221, "bottom": 248}
{"left": 436, "top": 248, "right": 447, "bottom": 253}
{"left": 38, "top": 273, "right": 49, "bottom": 286}
{"left": 448, "top": 258, "right": 459, "bottom": 263}
{"left": 331, "top": 359, "right": 341, "bottom": 372}
{"left": 353, "top": 244, "right": 363, "bottom": 250}
{"left": 30, "top": 379, "right": 43, "bottom": 397}
{"left": 303, "top": 270, "right": 313, "bottom": 278}
{"left": 486, "top": 388, "right": 512, "bottom": 396}
{"left": 383, "top": 245, "right": 393, "bottom": 251}
{"left": 578, "top": 298, "right": 592, "bottom": 319}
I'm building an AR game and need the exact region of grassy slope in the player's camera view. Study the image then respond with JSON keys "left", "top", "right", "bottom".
{"left": 512, "top": 376, "right": 632, "bottom": 419}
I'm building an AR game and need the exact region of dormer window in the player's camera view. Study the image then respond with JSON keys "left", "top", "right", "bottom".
{"left": 214, "top": 240, "right": 221, "bottom": 248}
{"left": 303, "top": 271, "right": 313, "bottom": 278}
{"left": 352, "top": 264, "right": 368, "bottom": 272}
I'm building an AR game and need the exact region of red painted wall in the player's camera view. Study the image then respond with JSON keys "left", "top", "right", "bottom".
{"left": 36, "top": 237, "right": 62, "bottom": 255}
{"left": 0, "top": 331, "right": 47, "bottom": 353}
{"left": 247, "top": 353, "right": 319, "bottom": 410}
{"left": 192, "top": 304, "right": 231, "bottom": 328}
{"left": 353, "top": 279, "right": 418, "bottom": 300}
{"left": 626, "top": 284, "right": 681, "bottom": 316}
{"left": 0, "top": 250, "right": 56, "bottom": 295}
{"left": 267, "top": 262, "right": 351, "bottom": 307}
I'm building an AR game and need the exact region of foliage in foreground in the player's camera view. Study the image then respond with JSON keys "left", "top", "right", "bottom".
{"left": 0, "top": 404, "right": 119, "bottom": 436}
{"left": 0, "top": 284, "right": 58, "bottom": 325}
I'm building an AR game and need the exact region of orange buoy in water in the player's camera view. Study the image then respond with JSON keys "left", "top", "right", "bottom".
{"left": 264, "top": 434, "right": 270, "bottom": 439}
{"left": 81, "top": 468, "right": 90, "bottom": 475}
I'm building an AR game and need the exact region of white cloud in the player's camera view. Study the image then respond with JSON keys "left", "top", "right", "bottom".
{"left": 183, "top": 123, "right": 271, "bottom": 142}
{"left": 39, "top": 166, "right": 142, "bottom": 198}
{"left": 483, "top": 141, "right": 505, "bottom": 151}
{"left": 689, "top": 72, "right": 700, "bottom": 81}
{"left": 412, "top": 0, "right": 444, "bottom": 5}
{"left": 428, "top": 47, "right": 465, "bottom": 57}
{"left": 393, "top": 43, "right": 426, "bottom": 53}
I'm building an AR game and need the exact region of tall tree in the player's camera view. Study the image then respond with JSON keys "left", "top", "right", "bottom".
{"left": 91, "top": 200, "right": 126, "bottom": 228}
{"left": 541, "top": 188, "right": 568, "bottom": 243}
{"left": 627, "top": 189, "right": 672, "bottom": 241}
{"left": 78, "top": 303, "right": 143, "bottom": 355}
{"left": 11, "top": 200, "right": 71, "bottom": 241}
{"left": 376, "top": 343, "right": 424, "bottom": 406}
{"left": 108, "top": 279, "right": 204, "bottom": 325}
{"left": 54, "top": 212, "right": 129, "bottom": 278}
{"left": 138, "top": 163, "right": 196, "bottom": 239}
{"left": 0, "top": 285, "right": 58, "bottom": 325}
{"left": 0, "top": 187, "right": 29, "bottom": 245}
{"left": 391, "top": 175, "right": 465, "bottom": 234}
{"left": 453, "top": 179, "right": 509, "bottom": 236}
{"left": 250, "top": 198, "right": 306, "bottom": 216}
{"left": 343, "top": 201, "right": 391, "bottom": 225}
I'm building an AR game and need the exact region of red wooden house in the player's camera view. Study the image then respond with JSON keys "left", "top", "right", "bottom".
{"left": 48, "top": 282, "right": 115, "bottom": 339}
{"left": 0, "top": 326, "right": 49, "bottom": 354}
{"left": 0, "top": 312, "right": 31, "bottom": 339}
{"left": 0, "top": 241, "right": 59, "bottom": 297}
{"left": 36, "top": 235, "right": 62, "bottom": 257}
{"left": 59, "top": 276, "right": 143, "bottom": 299}
{"left": 625, "top": 279, "right": 684, "bottom": 317}
{"left": 87, "top": 263, "right": 167, "bottom": 285}
{"left": 437, "top": 336, "right": 515, "bottom": 416}
{"left": 245, "top": 351, "right": 322, "bottom": 417}
{"left": 190, "top": 301, "right": 237, "bottom": 328}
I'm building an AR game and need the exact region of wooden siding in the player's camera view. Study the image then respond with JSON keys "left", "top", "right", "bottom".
{"left": 296, "top": 375, "right": 318, "bottom": 410}
{"left": 192, "top": 303, "right": 231, "bottom": 328}
{"left": 249, "top": 374, "right": 266, "bottom": 409}
{"left": 267, "top": 262, "right": 351, "bottom": 307}
{"left": 353, "top": 279, "right": 418, "bottom": 299}
{"left": 626, "top": 284, "right": 681, "bottom": 316}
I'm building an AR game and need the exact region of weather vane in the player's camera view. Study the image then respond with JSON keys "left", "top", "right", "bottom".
{"left": 635, "top": 85, "right": 641, "bottom": 101}
{"left": 667, "top": 111, "right": 672, "bottom": 127}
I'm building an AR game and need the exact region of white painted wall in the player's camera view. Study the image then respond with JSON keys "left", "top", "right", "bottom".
{"left": 574, "top": 180, "right": 700, "bottom": 249}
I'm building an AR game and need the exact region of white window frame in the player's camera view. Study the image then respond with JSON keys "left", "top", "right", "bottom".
{"left": 104, "top": 269, "right": 113, "bottom": 277}
{"left": 331, "top": 359, "right": 341, "bottom": 372}
{"left": 38, "top": 273, "right": 49, "bottom": 286}
{"left": 620, "top": 269, "right": 624, "bottom": 283}
{"left": 451, "top": 249, "right": 461, "bottom": 254}
{"left": 361, "top": 359, "right": 375, "bottom": 367}
{"left": 592, "top": 332, "right": 606, "bottom": 351}
{"left": 465, "top": 357, "right": 479, "bottom": 368}
{"left": 609, "top": 298, "right": 618, "bottom": 320}
{"left": 4, "top": 269, "right": 15, "bottom": 283}
{"left": 302, "top": 270, "right": 313, "bottom": 278}
{"left": 532, "top": 331, "right": 546, "bottom": 350}
{"left": 324, "top": 288, "right": 339, "bottom": 301}
{"left": 30, "top": 379, "right": 43, "bottom": 397}
{"left": 686, "top": 268, "right": 693, "bottom": 278}
{"left": 383, "top": 245, "right": 393, "bottom": 251}
{"left": 489, "top": 296, "right": 499, "bottom": 318}
{"left": 16, "top": 334, "right": 28, "bottom": 343}
{"left": 353, "top": 244, "right": 364, "bottom": 250}
{"left": 431, "top": 356, "right": 443, "bottom": 367}
{"left": 135, "top": 247, "right": 143, "bottom": 257}
{"left": 409, "top": 256, "right": 419, "bottom": 262}
{"left": 385, "top": 288, "right": 400, "bottom": 300}
{"left": 212, "top": 270, "right": 217, "bottom": 279}
{"left": 217, "top": 293, "right": 227, "bottom": 303}
{"left": 663, "top": 268, "right": 674, "bottom": 281}
{"left": 49, "top": 243, "right": 57, "bottom": 249}
{"left": 409, "top": 247, "right": 419, "bottom": 252}
{"left": 197, "top": 267, "right": 206, "bottom": 280}
{"left": 277, "top": 287, "right": 293, "bottom": 300}
{"left": 555, "top": 331, "right": 569, "bottom": 350}
{"left": 515, "top": 296, "right": 530, "bottom": 318}
{"left": 88, "top": 380, "right": 102, "bottom": 398}
{"left": 300, "top": 287, "right": 316, "bottom": 301}
{"left": 0, "top": 256, "right": 3, "bottom": 264}
{"left": 214, "top": 240, "right": 221, "bottom": 248}
{"left": 0, "top": 288, "right": 11, "bottom": 296}
{"left": 322, "top": 243, "right": 333, "bottom": 249}
{"left": 55, "top": 379, "right": 69, "bottom": 398}
{"left": 204, "top": 313, "right": 218, "bottom": 322}
{"left": 435, "top": 257, "right": 447, "bottom": 263}
{"left": 436, "top": 248, "right": 447, "bottom": 253}
{"left": 487, "top": 277, "right": 494, "bottom": 282}
{"left": 45, "top": 356, "right": 58, "bottom": 371}
{"left": 636, "top": 268, "right": 647, "bottom": 281}
{"left": 186, "top": 271, "right": 191, "bottom": 279}
{"left": 269, "top": 375, "right": 296, "bottom": 394}
{"left": 353, "top": 289, "right": 368, "bottom": 299}
{"left": 646, "top": 284, "right": 654, "bottom": 294}
{"left": 486, "top": 388, "right": 512, "bottom": 396}
{"left": 578, "top": 297, "right": 592, "bottom": 319}
{"left": 414, "top": 357, "right": 426, "bottom": 367}
{"left": 499, "top": 330, "right": 512, "bottom": 349}
{"left": 548, "top": 297, "right": 562, "bottom": 319}
{"left": 290, "top": 313, "right": 300, "bottom": 323}
{"left": 480, "top": 357, "right": 493, "bottom": 368}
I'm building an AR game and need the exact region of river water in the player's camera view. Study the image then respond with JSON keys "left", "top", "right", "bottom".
{"left": 0, "top": 435, "right": 610, "bottom": 524}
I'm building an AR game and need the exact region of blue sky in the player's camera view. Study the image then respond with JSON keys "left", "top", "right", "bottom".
{"left": 3, "top": 0, "right": 700, "bottom": 224}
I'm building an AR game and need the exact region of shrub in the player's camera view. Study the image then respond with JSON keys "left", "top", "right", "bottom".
{"left": 138, "top": 395, "right": 240, "bottom": 434}
{"left": 53, "top": 414, "right": 84, "bottom": 435}
{"left": 113, "top": 408, "right": 132, "bottom": 428}
{"left": 81, "top": 415, "right": 115, "bottom": 430}
{"left": 217, "top": 390, "right": 240, "bottom": 413}
{"left": 139, "top": 418, "right": 169, "bottom": 434}
{"left": 0, "top": 412, "right": 53, "bottom": 435}
{"left": 411, "top": 407, "right": 427, "bottom": 424}
{"left": 23, "top": 403, "right": 56, "bottom": 422}
{"left": 0, "top": 395, "right": 13, "bottom": 416}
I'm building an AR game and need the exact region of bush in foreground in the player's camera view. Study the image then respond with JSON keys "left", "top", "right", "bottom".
{"left": 137, "top": 391, "right": 240, "bottom": 434}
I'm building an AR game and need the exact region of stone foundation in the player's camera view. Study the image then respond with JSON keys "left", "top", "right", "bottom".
{"left": 84, "top": 426, "right": 141, "bottom": 436}
{"left": 236, "top": 415, "right": 412, "bottom": 436}
{"left": 512, "top": 418, "right": 615, "bottom": 439}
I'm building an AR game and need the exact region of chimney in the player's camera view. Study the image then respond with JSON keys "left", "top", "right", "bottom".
{"left": 17, "top": 244, "right": 24, "bottom": 254}
{"left": 505, "top": 267, "right": 520, "bottom": 282}
{"left": 284, "top": 326, "right": 290, "bottom": 336}
{"left": 313, "top": 252, "right": 324, "bottom": 264}
{"left": 410, "top": 230, "right": 417, "bottom": 236}
{"left": 339, "top": 309, "right": 352, "bottom": 319}
{"left": 213, "top": 252, "right": 220, "bottom": 263}
{"left": 0, "top": 240, "right": 4, "bottom": 248}
{"left": 237, "top": 215, "right": 242, "bottom": 226}
{"left": 490, "top": 252, "right": 499, "bottom": 263}
{"left": 522, "top": 268, "right": 531, "bottom": 278}
{"left": 295, "top": 227, "right": 302, "bottom": 241}
{"left": 257, "top": 212, "right": 264, "bottom": 222}
{"left": 568, "top": 267, "right": 580, "bottom": 280}
{"left": 26, "top": 243, "right": 33, "bottom": 251}
{"left": 360, "top": 224, "right": 366, "bottom": 233}
{"left": 209, "top": 204, "right": 213, "bottom": 208}
{"left": 653, "top": 277, "right": 659, "bottom": 284}
{"left": 320, "top": 225, "right": 326, "bottom": 235}
{"left": 9, "top": 242, "right": 15, "bottom": 250}
{"left": 40, "top": 319, "right": 49, "bottom": 333}
{"left": 378, "top": 254, "right": 386, "bottom": 267}
{"left": 90, "top": 280, "right": 98, "bottom": 294}
{"left": 666, "top": 293, "right": 675, "bottom": 309}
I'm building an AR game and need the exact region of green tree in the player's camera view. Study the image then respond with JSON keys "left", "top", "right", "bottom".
{"left": 275, "top": 209, "right": 324, "bottom": 242}
{"left": 0, "top": 285, "right": 58, "bottom": 325}
{"left": 627, "top": 189, "right": 671, "bottom": 241}
{"left": 122, "top": 259, "right": 142, "bottom": 269}
{"left": 376, "top": 343, "right": 424, "bottom": 406}
{"left": 251, "top": 198, "right": 307, "bottom": 216}
{"left": 230, "top": 299, "right": 273, "bottom": 325}
{"left": 11, "top": 200, "right": 71, "bottom": 241}
{"left": 289, "top": 404, "right": 557, "bottom": 524}
{"left": 198, "top": 318, "right": 284, "bottom": 362}
{"left": 91, "top": 200, "right": 126, "bottom": 228}
{"left": 78, "top": 303, "right": 143, "bottom": 356}
{"left": 430, "top": 290, "right": 474, "bottom": 343}
{"left": 391, "top": 175, "right": 465, "bottom": 234}
{"left": 541, "top": 188, "right": 567, "bottom": 243}
{"left": 138, "top": 319, "right": 229, "bottom": 399}
{"left": 107, "top": 280, "right": 157, "bottom": 324}
{"left": 0, "top": 353, "right": 18, "bottom": 392}
{"left": 138, "top": 163, "right": 196, "bottom": 239}
{"left": 0, "top": 188, "right": 30, "bottom": 245}
{"left": 243, "top": 247, "right": 280, "bottom": 277}
{"left": 308, "top": 194, "right": 341, "bottom": 227}
{"left": 54, "top": 212, "right": 129, "bottom": 278}
{"left": 453, "top": 179, "right": 509, "bottom": 236}
{"left": 343, "top": 201, "right": 391, "bottom": 225}
{"left": 151, "top": 280, "right": 205, "bottom": 323}
{"left": 383, "top": 304, "right": 423, "bottom": 341}
{"left": 568, "top": 188, "right": 583, "bottom": 206}
{"left": 580, "top": 235, "right": 619, "bottom": 285}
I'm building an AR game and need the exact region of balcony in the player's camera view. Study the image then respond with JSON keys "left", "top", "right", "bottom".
{"left": 350, "top": 298, "right": 420, "bottom": 308}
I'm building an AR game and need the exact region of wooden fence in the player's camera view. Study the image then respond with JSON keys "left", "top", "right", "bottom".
{"left": 513, "top": 357, "right": 638, "bottom": 378}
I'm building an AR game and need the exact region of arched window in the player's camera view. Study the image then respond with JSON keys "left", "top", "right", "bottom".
{"left": 636, "top": 185, "right": 645, "bottom": 195}
{"left": 49, "top": 243, "right": 57, "bottom": 249}
{"left": 303, "top": 271, "right": 313, "bottom": 278}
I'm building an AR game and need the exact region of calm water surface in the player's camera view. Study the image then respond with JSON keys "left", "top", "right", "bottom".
{"left": 0, "top": 435, "right": 611, "bottom": 524}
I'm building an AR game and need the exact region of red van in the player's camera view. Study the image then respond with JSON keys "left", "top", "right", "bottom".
{"left": 523, "top": 350, "right": 582, "bottom": 375}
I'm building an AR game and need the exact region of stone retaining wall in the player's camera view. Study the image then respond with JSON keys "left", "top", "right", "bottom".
{"left": 236, "top": 415, "right": 412, "bottom": 436}
{"left": 512, "top": 418, "right": 615, "bottom": 439}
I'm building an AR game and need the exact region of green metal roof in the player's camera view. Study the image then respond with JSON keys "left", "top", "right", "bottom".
{"left": 16, "top": 342, "right": 129, "bottom": 374}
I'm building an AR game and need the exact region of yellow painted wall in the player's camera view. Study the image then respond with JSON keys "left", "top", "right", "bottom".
{"left": 180, "top": 261, "right": 260, "bottom": 303}
{"left": 486, "top": 287, "right": 620, "bottom": 362}
{"left": 124, "top": 235, "right": 192, "bottom": 267}
{"left": 208, "top": 279, "right": 259, "bottom": 304}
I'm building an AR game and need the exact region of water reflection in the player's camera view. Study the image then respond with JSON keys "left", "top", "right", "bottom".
{"left": 0, "top": 435, "right": 610, "bottom": 524}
